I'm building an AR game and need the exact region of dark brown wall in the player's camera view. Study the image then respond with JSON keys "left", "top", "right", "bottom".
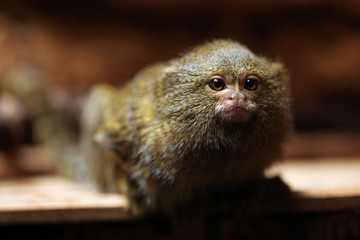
{"left": 1, "top": 0, "right": 360, "bottom": 130}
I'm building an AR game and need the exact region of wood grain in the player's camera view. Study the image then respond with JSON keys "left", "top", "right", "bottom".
{"left": 1, "top": 156, "right": 360, "bottom": 224}
{"left": 0, "top": 175, "right": 129, "bottom": 223}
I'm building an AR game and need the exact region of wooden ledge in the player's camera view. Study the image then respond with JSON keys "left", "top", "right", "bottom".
{"left": 1, "top": 157, "right": 360, "bottom": 224}
{"left": 269, "top": 158, "right": 360, "bottom": 198}
{"left": 0, "top": 175, "right": 129, "bottom": 224}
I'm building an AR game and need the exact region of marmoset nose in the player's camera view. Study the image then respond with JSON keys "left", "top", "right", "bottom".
{"left": 225, "top": 92, "right": 248, "bottom": 102}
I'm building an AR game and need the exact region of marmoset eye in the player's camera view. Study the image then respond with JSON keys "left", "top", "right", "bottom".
{"left": 208, "top": 77, "right": 226, "bottom": 91}
{"left": 244, "top": 75, "right": 260, "bottom": 91}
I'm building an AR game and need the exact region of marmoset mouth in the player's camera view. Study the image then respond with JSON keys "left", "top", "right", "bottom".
{"left": 221, "top": 106, "right": 251, "bottom": 123}
{"left": 217, "top": 105, "right": 252, "bottom": 123}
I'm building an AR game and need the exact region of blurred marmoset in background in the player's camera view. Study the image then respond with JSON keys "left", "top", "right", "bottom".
{"left": 2, "top": 40, "right": 292, "bottom": 216}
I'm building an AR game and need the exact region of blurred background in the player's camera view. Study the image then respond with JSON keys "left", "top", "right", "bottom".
{"left": 0, "top": 0, "right": 360, "bottom": 175}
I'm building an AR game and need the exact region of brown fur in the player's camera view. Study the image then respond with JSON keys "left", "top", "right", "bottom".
{"left": 82, "top": 40, "right": 291, "bottom": 215}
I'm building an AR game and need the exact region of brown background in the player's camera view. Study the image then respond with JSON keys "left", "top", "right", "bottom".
{"left": 0, "top": 0, "right": 360, "bottom": 131}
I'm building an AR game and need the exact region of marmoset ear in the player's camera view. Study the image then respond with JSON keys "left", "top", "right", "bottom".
{"left": 94, "top": 121, "right": 123, "bottom": 151}
{"left": 270, "top": 61, "right": 290, "bottom": 84}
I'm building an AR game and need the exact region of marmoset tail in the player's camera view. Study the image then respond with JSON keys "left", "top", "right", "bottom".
{"left": 4, "top": 40, "right": 292, "bottom": 216}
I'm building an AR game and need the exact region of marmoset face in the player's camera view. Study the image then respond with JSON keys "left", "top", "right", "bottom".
{"left": 160, "top": 40, "right": 288, "bottom": 133}
{"left": 206, "top": 73, "right": 261, "bottom": 123}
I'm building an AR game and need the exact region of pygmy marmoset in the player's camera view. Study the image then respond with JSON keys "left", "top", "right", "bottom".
{"left": 4, "top": 39, "right": 292, "bottom": 216}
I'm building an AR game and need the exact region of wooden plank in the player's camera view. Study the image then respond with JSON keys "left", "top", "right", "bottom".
{"left": 0, "top": 157, "right": 360, "bottom": 224}
{"left": 267, "top": 157, "right": 360, "bottom": 197}
{"left": 262, "top": 157, "right": 360, "bottom": 213}
{"left": 0, "top": 175, "right": 129, "bottom": 224}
